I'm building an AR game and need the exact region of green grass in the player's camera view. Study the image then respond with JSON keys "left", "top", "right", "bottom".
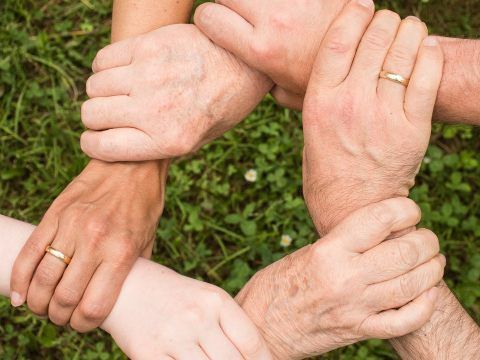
{"left": 1, "top": 0, "right": 479, "bottom": 359}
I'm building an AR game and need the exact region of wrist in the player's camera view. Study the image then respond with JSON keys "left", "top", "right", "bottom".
{"left": 82, "top": 159, "right": 168, "bottom": 215}
{"left": 390, "top": 281, "right": 480, "bottom": 360}
{"left": 433, "top": 37, "right": 480, "bottom": 124}
{"left": 304, "top": 177, "right": 410, "bottom": 235}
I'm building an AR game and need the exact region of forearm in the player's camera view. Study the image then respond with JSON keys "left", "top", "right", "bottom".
{"left": 112, "top": 0, "right": 193, "bottom": 42}
{"left": 0, "top": 215, "right": 168, "bottom": 334}
{"left": 391, "top": 281, "right": 480, "bottom": 359}
{"left": 312, "top": 194, "right": 480, "bottom": 358}
{"left": 434, "top": 37, "right": 480, "bottom": 125}
{"left": 86, "top": 1, "right": 195, "bottom": 196}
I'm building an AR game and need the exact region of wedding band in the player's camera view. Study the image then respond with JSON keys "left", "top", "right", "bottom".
{"left": 45, "top": 246, "right": 72, "bottom": 265}
{"left": 379, "top": 70, "right": 410, "bottom": 87}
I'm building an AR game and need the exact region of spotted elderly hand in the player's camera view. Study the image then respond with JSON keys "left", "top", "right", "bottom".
{"left": 237, "top": 198, "right": 445, "bottom": 359}
{"left": 10, "top": 160, "right": 166, "bottom": 332}
{"left": 80, "top": 24, "right": 272, "bottom": 162}
{"left": 301, "top": 4, "right": 444, "bottom": 234}
{"left": 194, "top": 0, "right": 349, "bottom": 109}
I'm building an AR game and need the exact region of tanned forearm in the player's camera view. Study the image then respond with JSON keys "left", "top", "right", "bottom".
{"left": 111, "top": 0, "right": 193, "bottom": 42}
{"left": 391, "top": 281, "right": 480, "bottom": 359}
{"left": 434, "top": 37, "right": 480, "bottom": 125}
{"left": 92, "top": 1, "right": 194, "bottom": 208}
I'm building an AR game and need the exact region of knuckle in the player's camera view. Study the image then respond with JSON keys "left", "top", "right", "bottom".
{"left": 162, "top": 127, "right": 196, "bottom": 157}
{"left": 113, "top": 240, "right": 138, "bottom": 265}
{"left": 370, "top": 202, "right": 394, "bottom": 227}
{"left": 396, "top": 239, "right": 420, "bottom": 268}
{"left": 388, "top": 44, "right": 416, "bottom": 65}
{"left": 403, "top": 17, "right": 428, "bottom": 33}
{"left": 35, "top": 263, "right": 59, "bottom": 287}
{"left": 399, "top": 274, "right": 416, "bottom": 300}
{"left": 54, "top": 287, "right": 81, "bottom": 308}
{"left": 250, "top": 39, "right": 280, "bottom": 62}
{"left": 310, "top": 242, "right": 330, "bottom": 264}
{"left": 377, "top": 9, "right": 401, "bottom": 23}
{"left": 22, "top": 239, "right": 46, "bottom": 258}
{"left": 268, "top": 12, "right": 295, "bottom": 32}
{"left": 78, "top": 301, "right": 109, "bottom": 323}
{"left": 93, "top": 47, "right": 108, "bottom": 70}
{"left": 241, "top": 335, "right": 264, "bottom": 357}
{"left": 364, "top": 26, "right": 394, "bottom": 50}
{"left": 85, "top": 76, "right": 96, "bottom": 98}
{"left": 85, "top": 220, "right": 109, "bottom": 241}
{"left": 323, "top": 29, "right": 353, "bottom": 54}
{"left": 204, "top": 285, "right": 230, "bottom": 307}
{"left": 182, "top": 304, "right": 206, "bottom": 324}
{"left": 80, "top": 101, "right": 92, "bottom": 126}
{"left": 418, "top": 229, "right": 440, "bottom": 253}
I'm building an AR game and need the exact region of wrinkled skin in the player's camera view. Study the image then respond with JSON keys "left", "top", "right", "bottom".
{"left": 194, "top": 0, "right": 349, "bottom": 108}
{"left": 237, "top": 198, "right": 444, "bottom": 359}
{"left": 80, "top": 24, "right": 272, "bottom": 162}
{"left": 236, "top": 4, "right": 445, "bottom": 359}
{"left": 10, "top": 160, "right": 167, "bottom": 332}
{"left": 301, "top": 8, "right": 443, "bottom": 234}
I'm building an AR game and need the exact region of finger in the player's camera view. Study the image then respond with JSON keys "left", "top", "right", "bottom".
{"left": 199, "top": 327, "right": 243, "bottom": 360}
{"left": 48, "top": 249, "right": 100, "bottom": 326}
{"left": 214, "top": 0, "right": 258, "bottom": 21}
{"left": 86, "top": 67, "right": 132, "bottom": 98}
{"left": 10, "top": 214, "right": 59, "bottom": 307}
{"left": 81, "top": 96, "right": 137, "bottom": 131}
{"left": 360, "top": 228, "right": 440, "bottom": 283}
{"left": 80, "top": 128, "right": 160, "bottom": 162}
{"left": 377, "top": 17, "right": 428, "bottom": 106}
{"left": 26, "top": 237, "right": 74, "bottom": 316}
{"left": 271, "top": 86, "right": 304, "bottom": 111}
{"left": 174, "top": 346, "right": 210, "bottom": 360}
{"left": 366, "top": 254, "right": 445, "bottom": 311}
{"left": 363, "top": 286, "right": 439, "bottom": 338}
{"left": 194, "top": 3, "right": 255, "bottom": 66}
{"left": 310, "top": 0, "right": 375, "bottom": 88}
{"left": 92, "top": 38, "right": 135, "bottom": 73}
{"left": 70, "top": 260, "right": 134, "bottom": 332}
{"left": 328, "top": 198, "right": 422, "bottom": 253}
{"left": 405, "top": 36, "right": 444, "bottom": 132}
{"left": 220, "top": 299, "right": 272, "bottom": 359}
{"left": 350, "top": 10, "right": 401, "bottom": 86}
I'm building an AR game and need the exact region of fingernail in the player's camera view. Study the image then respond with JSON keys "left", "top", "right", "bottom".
{"left": 357, "top": 0, "right": 373, "bottom": 8}
{"left": 423, "top": 36, "right": 439, "bottom": 47}
{"left": 198, "top": 5, "right": 214, "bottom": 22}
{"left": 427, "top": 287, "right": 439, "bottom": 302}
{"left": 405, "top": 16, "right": 421, "bottom": 22}
{"left": 11, "top": 292, "right": 24, "bottom": 307}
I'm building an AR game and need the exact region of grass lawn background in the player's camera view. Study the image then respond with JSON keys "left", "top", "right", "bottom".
{"left": 1, "top": 0, "right": 479, "bottom": 358}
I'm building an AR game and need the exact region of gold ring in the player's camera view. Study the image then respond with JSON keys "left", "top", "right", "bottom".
{"left": 45, "top": 246, "right": 72, "bottom": 265}
{"left": 379, "top": 70, "right": 410, "bottom": 87}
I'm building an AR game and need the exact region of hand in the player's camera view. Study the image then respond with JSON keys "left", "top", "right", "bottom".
{"left": 237, "top": 198, "right": 445, "bottom": 359}
{"left": 80, "top": 24, "right": 272, "bottom": 162}
{"left": 102, "top": 258, "right": 273, "bottom": 360}
{"left": 194, "top": 0, "right": 349, "bottom": 108}
{"left": 10, "top": 160, "right": 167, "bottom": 332}
{"left": 301, "top": 5, "right": 444, "bottom": 235}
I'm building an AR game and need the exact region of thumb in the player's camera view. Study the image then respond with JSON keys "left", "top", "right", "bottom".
{"left": 194, "top": 3, "right": 255, "bottom": 66}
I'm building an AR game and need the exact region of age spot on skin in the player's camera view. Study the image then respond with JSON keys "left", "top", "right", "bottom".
{"left": 289, "top": 284, "right": 299, "bottom": 297}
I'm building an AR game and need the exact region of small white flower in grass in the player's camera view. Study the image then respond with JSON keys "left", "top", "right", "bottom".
{"left": 423, "top": 156, "right": 432, "bottom": 164}
{"left": 280, "top": 234, "right": 293, "bottom": 248}
{"left": 244, "top": 169, "right": 258, "bottom": 183}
